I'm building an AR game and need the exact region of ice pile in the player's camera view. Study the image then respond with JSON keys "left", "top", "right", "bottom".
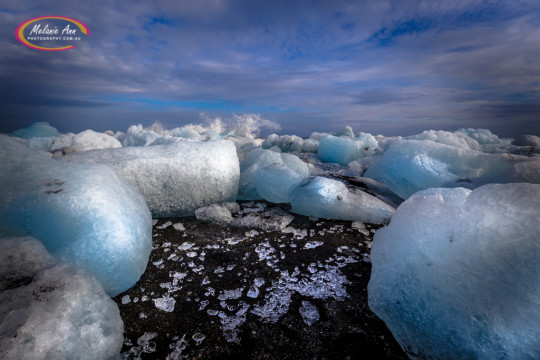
{"left": 317, "top": 133, "right": 378, "bottom": 165}
{"left": 238, "top": 148, "right": 309, "bottom": 200}
{"left": 365, "top": 139, "right": 540, "bottom": 199}
{"left": 0, "top": 135, "right": 152, "bottom": 296}
{"left": 0, "top": 237, "right": 124, "bottom": 360}
{"left": 62, "top": 139, "right": 240, "bottom": 217}
{"left": 368, "top": 183, "right": 540, "bottom": 359}
{"left": 262, "top": 134, "right": 319, "bottom": 153}
{"left": 290, "top": 177, "right": 395, "bottom": 223}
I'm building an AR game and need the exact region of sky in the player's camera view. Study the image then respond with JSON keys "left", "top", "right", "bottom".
{"left": 1, "top": 0, "right": 540, "bottom": 137}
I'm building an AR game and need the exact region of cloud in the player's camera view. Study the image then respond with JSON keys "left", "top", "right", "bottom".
{"left": 1, "top": 0, "right": 540, "bottom": 136}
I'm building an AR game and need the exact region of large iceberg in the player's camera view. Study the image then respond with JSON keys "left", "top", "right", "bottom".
{"left": 365, "top": 139, "right": 540, "bottom": 199}
{"left": 290, "top": 176, "right": 395, "bottom": 223}
{"left": 62, "top": 139, "right": 240, "bottom": 217}
{"left": 368, "top": 183, "right": 540, "bottom": 359}
{"left": 0, "top": 135, "right": 152, "bottom": 296}
{"left": 0, "top": 237, "right": 124, "bottom": 360}
{"left": 317, "top": 134, "right": 378, "bottom": 165}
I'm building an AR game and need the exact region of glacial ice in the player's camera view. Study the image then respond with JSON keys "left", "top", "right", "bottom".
{"left": 252, "top": 163, "right": 309, "bottom": 203}
{"left": 62, "top": 139, "right": 240, "bottom": 217}
{"left": 512, "top": 134, "right": 540, "bottom": 147}
{"left": 317, "top": 134, "right": 378, "bottom": 165}
{"left": 290, "top": 177, "right": 395, "bottom": 223}
{"left": 0, "top": 237, "right": 124, "bottom": 360}
{"left": 406, "top": 129, "right": 482, "bottom": 150}
{"left": 262, "top": 134, "right": 319, "bottom": 153}
{"left": 0, "top": 135, "right": 152, "bottom": 296}
{"left": 238, "top": 148, "right": 309, "bottom": 200}
{"left": 368, "top": 183, "right": 540, "bottom": 360}
{"left": 365, "top": 139, "right": 540, "bottom": 199}
{"left": 10, "top": 121, "right": 60, "bottom": 139}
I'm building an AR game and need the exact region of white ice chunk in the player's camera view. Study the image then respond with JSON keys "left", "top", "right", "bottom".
{"left": 0, "top": 135, "right": 152, "bottom": 296}
{"left": 365, "top": 139, "right": 540, "bottom": 199}
{"left": 0, "top": 237, "right": 123, "bottom": 360}
{"left": 252, "top": 163, "right": 308, "bottom": 203}
{"left": 368, "top": 183, "right": 540, "bottom": 360}
{"left": 62, "top": 139, "right": 240, "bottom": 217}
{"left": 238, "top": 148, "right": 309, "bottom": 200}
{"left": 317, "top": 134, "right": 378, "bottom": 165}
{"left": 299, "top": 300, "right": 320, "bottom": 326}
{"left": 290, "top": 177, "right": 395, "bottom": 223}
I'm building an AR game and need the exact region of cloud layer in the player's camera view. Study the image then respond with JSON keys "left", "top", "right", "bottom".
{"left": 1, "top": 0, "right": 539, "bottom": 137}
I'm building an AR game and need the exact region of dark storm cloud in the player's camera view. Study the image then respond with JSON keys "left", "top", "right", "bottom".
{"left": 1, "top": 0, "right": 540, "bottom": 136}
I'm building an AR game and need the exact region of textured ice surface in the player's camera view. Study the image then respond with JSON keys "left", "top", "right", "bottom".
{"left": 0, "top": 237, "right": 123, "bottom": 360}
{"left": 238, "top": 148, "right": 309, "bottom": 200}
{"left": 299, "top": 300, "right": 320, "bottom": 326}
{"left": 252, "top": 163, "right": 308, "bottom": 203}
{"left": 368, "top": 183, "right": 540, "bottom": 360}
{"left": 317, "top": 134, "right": 378, "bottom": 165}
{"left": 10, "top": 121, "right": 60, "bottom": 139}
{"left": 63, "top": 139, "right": 239, "bottom": 217}
{"left": 365, "top": 139, "right": 540, "bottom": 199}
{"left": 0, "top": 135, "right": 152, "bottom": 296}
{"left": 406, "top": 129, "right": 482, "bottom": 150}
{"left": 290, "top": 177, "right": 395, "bottom": 223}
{"left": 456, "top": 128, "right": 510, "bottom": 146}
{"left": 262, "top": 134, "right": 319, "bottom": 153}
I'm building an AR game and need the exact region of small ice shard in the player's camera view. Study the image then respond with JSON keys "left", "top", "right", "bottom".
{"left": 299, "top": 300, "right": 320, "bottom": 326}
{"left": 154, "top": 295, "right": 176, "bottom": 312}
{"left": 173, "top": 222, "right": 185, "bottom": 231}
{"left": 192, "top": 333, "right": 206, "bottom": 346}
{"left": 303, "top": 241, "right": 324, "bottom": 249}
{"left": 178, "top": 242, "right": 195, "bottom": 251}
{"left": 157, "top": 221, "right": 172, "bottom": 229}
{"left": 195, "top": 204, "right": 234, "bottom": 225}
{"left": 121, "top": 295, "right": 131, "bottom": 304}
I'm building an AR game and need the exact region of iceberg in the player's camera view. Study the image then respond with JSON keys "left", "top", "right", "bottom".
{"left": 0, "top": 237, "right": 124, "bottom": 360}
{"left": 512, "top": 134, "right": 540, "bottom": 147}
{"left": 252, "top": 163, "right": 309, "bottom": 203}
{"left": 238, "top": 148, "right": 309, "bottom": 200}
{"left": 368, "top": 183, "right": 540, "bottom": 359}
{"left": 290, "top": 177, "right": 395, "bottom": 223}
{"left": 62, "top": 139, "right": 240, "bottom": 217}
{"left": 10, "top": 121, "right": 60, "bottom": 139}
{"left": 365, "top": 139, "right": 540, "bottom": 199}
{"left": 317, "top": 134, "right": 378, "bottom": 165}
{"left": 0, "top": 135, "right": 152, "bottom": 296}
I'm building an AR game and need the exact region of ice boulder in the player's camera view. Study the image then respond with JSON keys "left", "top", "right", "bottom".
{"left": 317, "top": 134, "right": 378, "bottom": 165}
{"left": 10, "top": 121, "right": 60, "bottom": 139}
{"left": 0, "top": 237, "right": 124, "bottom": 360}
{"left": 0, "top": 135, "right": 152, "bottom": 296}
{"left": 456, "top": 128, "right": 510, "bottom": 146}
{"left": 290, "top": 177, "right": 395, "bottom": 223}
{"left": 62, "top": 139, "right": 240, "bottom": 217}
{"left": 368, "top": 183, "right": 540, "bottom": 360}
{"left": 512, "top": 134, "right": 540, "bottom": 147}
{"left": 238, "top": 148, "right": 309, "bottom": 200}
{"left": 252, "top": 163, "right": 309, "bottom": 203}
{"left": 365, "top": 139, "right": 540, "bottom": 199}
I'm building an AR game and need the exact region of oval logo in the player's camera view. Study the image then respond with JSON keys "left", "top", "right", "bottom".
{"left": 15, "top": 16, "right": 90, "bottom": 51}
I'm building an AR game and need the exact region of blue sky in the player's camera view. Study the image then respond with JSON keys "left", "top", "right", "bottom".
{"left": 1, "top": 0, "right": 540, "bottom": 137}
